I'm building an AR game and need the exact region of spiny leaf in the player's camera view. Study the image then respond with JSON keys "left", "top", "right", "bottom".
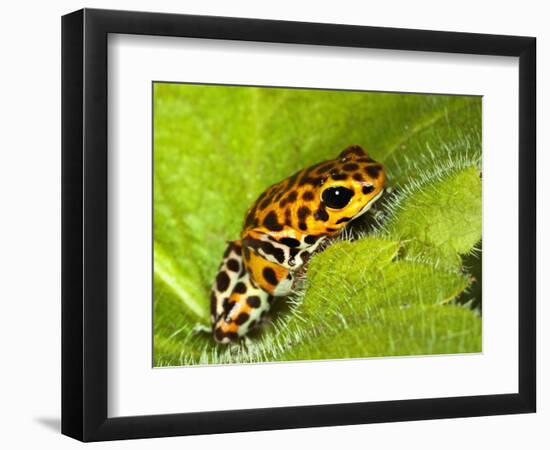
{"left": 281, "top": 305, "right": 482, "bottom": 361}
{"left": 384, "top": 166, "right": 482, "bottom": 270}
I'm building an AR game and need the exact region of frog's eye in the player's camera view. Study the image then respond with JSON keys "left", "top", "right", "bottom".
{"left": 322, "top": 186, "right": 354, "bottom": 209}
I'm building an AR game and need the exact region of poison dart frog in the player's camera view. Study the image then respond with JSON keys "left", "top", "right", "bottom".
{"left": 210, "top": 145, "right": 386, "bottom": 343}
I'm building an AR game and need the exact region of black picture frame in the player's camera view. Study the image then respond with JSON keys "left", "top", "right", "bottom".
{"left": 61, "top": 8, "right": 536, "bottom": 442}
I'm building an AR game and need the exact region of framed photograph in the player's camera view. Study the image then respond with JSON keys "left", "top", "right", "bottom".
{"left": 61, "top": 8, "right": 536, "bottom": 442}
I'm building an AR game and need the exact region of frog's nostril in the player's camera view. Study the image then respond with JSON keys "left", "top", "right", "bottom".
{"left": 362, "top": 184, "right": 375, "bottom": 195}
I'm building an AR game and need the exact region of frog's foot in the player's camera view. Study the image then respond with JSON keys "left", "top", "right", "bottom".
{"left": 256, "top": 310, "right": 274, "bottom": 328}
{"left": 240, "top": 335, "right": 255, "bottom": 348}
{"left": 192, "top": 323, "right": 212, "bottom": 335}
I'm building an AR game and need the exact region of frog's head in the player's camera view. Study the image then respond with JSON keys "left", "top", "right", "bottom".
{"left": 308, "top": 145, "right": 385, "bottom": 234}
{"left": 242, "top": 145, "right": 385, "bottom": 239}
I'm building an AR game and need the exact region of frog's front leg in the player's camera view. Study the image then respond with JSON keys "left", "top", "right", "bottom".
{"left": 242, "top": 244, "right": 295, "bottom": 296}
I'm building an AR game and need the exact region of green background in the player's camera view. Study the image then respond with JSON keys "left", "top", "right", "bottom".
{"left": 153, "top": 83, "right": 482, "bottom": 366}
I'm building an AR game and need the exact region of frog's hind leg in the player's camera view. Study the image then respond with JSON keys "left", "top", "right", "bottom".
{"left": 210, "top": 241, "right": 272, "bottom": 344}
{"left": 210, "top": 240, "right": 243, "bottom": 325}
{"left": 213, "top": 272, "right": 272, "bottom": 344}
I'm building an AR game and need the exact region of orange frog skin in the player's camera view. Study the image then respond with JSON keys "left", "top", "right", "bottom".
{"left": 210, "top": 145, "right": 386, "bottom": 343}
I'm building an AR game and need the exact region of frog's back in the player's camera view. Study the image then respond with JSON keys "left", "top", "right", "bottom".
{"left": 242, "top": 166, "right": 307, "bottom": 235}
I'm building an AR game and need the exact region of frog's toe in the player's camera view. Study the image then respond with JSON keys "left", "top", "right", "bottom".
{"left": 192, "top": 323, "right": 212, "bottom": 335}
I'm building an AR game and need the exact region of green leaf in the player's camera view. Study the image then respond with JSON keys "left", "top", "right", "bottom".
{"left": 276, "top": 238, "right": 473, "bottom": 361}
{"left": 153, "top": 84, "right": 482, "bottom": 366}
{"left": 281, "top": 305, "right": 482, "bottom": 361}
{"left": 384, "top": 167, "right": 482, "bottom": 270}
